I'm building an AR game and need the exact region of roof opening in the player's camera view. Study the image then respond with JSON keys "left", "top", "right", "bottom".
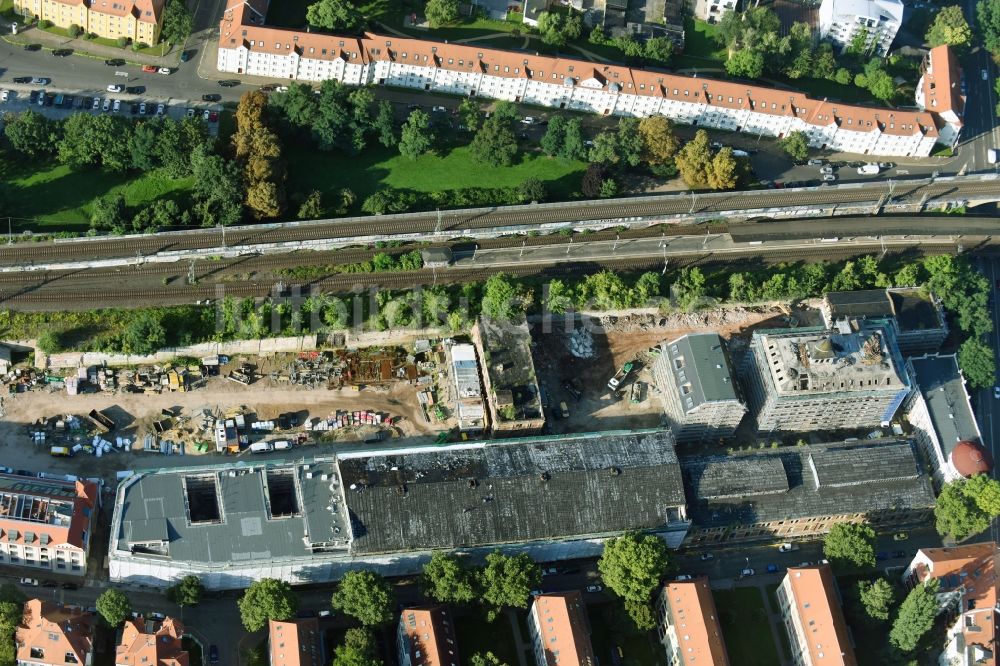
{"left": 265, "top": 470, "right": 300, "bottom": 519}
{"left": 183, "top": 475, "right": 222, "bottom": 524}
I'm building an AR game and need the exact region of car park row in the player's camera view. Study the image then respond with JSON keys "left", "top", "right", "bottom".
{"left": 0, "top": 86, "right": 219, "bottom": 122}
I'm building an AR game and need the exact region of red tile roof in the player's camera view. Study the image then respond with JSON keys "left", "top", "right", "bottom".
{"left": 661, "top": 578, "right": 730, "bottom": 665}
{"left": 398, "top": 607, "right": 460, "bottom": 666}
{"left": 784, "top": 565, "right": 857, "bottom": 666}
{"left": 531, "top": 592, "right": 595, "bottom": 666}
{"left": 16, "top": 600, "right": 94, "bottom": 666}
{"left": 116, "top": 617, "right": 188, "bottom": 666}
{"left": 921, "top": 45, "right": 964, "bottom": 123}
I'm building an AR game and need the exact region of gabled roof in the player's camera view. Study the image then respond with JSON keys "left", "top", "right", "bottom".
{"left": 398, "top": 607, "right": 460, "bottom": 666}
{"left": 661, "top": 578, "right": 730, "bottom": 665}
{"left": 0, "top": 474, "right": 98, "bottom": 551}
{"left": 783, "top": 565, "right": 857, "bottom": 666}
{"left": 16, "top": 600, "right": 94, "bottom": 666}
{"left": 116, "top": 617, "right": 188, "bottom": 666}
{"left": 531, "top": 592, "right": 595, "bottom": 666}
{"left": 921, "top": 45, "right": 964, "bottom": 123}
{"left": 268, "top": 619, "right": 322, "bottom": 666}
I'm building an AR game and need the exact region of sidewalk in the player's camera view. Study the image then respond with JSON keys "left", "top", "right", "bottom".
{"left": 0, "top": 21, "right": 179, "bottom": 66}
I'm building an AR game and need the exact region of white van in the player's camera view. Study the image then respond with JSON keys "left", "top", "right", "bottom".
{"left": 249, "top": 441, "right": 273, "bottom": 454}
{"left": 988, "top": 148, "right": 998, "bottom": 164}
{"left": 272, "top": 440, "right": 293, "bottom": 451}
{"left": 857, "top": 163, "right": 880, "bottom": 175}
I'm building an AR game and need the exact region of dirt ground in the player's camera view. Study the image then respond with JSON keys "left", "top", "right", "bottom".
{"left": 0, "top": 372, "right": 437, "bottom": 483}
{"left": 530, "top": 305, "right": 808, "bottom": 435}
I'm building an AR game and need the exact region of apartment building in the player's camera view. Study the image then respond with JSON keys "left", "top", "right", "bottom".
{"left": 739, "top": 325, "right": 910, "bottom": 432}
{"left": 681, "top": 439, "right": 935, "bottom": 546}
{"left": 116, "top": 617, "right": 188, "bottom": 666}
{"left": 776, "top": 565, "right": 857, "bottom": 666}
{"left": 471, "top": 317, "right": 545, "bottom": 436}
{"left": 655, "top": 578, "right": 730, "bottom": 665}
{"left": 216, "top": 0, "right": 942, "bottom": 158}
{"left": 269, "top": 619, "right": 323, "bottom": 666}
{"left": 818, "top": 0, "right": 903, "bottom": 56}
{"left": 902, "top": 543, "right": 998, "bottom": 666}
{"left": 0, "top": 474, "right": 99, "bottom": 576}
{"left": 905, "top": 353, "right": 986, "bottom": 483}
{"left": 690, "top": 0, "right": 736, "bottom": 21}
{"left": 445, "top": 343, "right": 486, "bottom": 435}
{"left": 527, "top": 592, "right": 595, "bottom": 666}
{"left": 821, "top": 288, "right": 948, "bottom": 355}
{"left": 16, "top": 600, "right": 94, "bottom": 666}
{"left": 916, "top": 45, "right": 965, "bottom": 148}
{"left": 13, "top": 0, "right": 163, "bottom": 45}
{"left": 397, "top": 607, "right": 460, "bottom": 666}
{"left": 652, "top": 333, "right": 746, "bottom": 445}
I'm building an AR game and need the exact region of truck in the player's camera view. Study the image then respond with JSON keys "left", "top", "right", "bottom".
{"left": 607, "top": 361, "right": 634, "bottom": 390}
{"left": 49, "top": 446, "right": 72, "bottom": 457}
{"left": 856, "top": 163, "right": 880, "bottom": 175}
{"left": 989, "top": 148, "right": 998, "bottom": 164}
{"left": 249, "top": 441, "right": 273, "bottom": 454}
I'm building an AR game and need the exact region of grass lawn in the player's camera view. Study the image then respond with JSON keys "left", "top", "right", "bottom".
{"left": 285, "top": 143, "right": 586, "bottom": 213}
{"left": 587, "top": 603, "right": 666, "bottom": 666}
{"left": 454, "top": 613, "right": 521, "bottom": 666}
{"left": 678, "top": 17, "right": 726, "bottom": 63}
{"left": 714, "top": 588, "right": 780, "bottom": 666}
{"left": 784, "top": 75, "right": 880, "bottom": 105}
{"left": 838, "top": 575, "right": 893, "bottom": 666}
{"left": 1, "top": 158, "right": 193, "bottom": 231}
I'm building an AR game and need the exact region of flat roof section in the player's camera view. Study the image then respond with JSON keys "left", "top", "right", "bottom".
{"left": 909, "top": 354, "right": 981, "bottom": 461}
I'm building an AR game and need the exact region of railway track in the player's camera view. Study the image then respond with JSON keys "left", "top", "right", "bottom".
{"left": 0, "top": 178, "right": 993, "bottom": 267}
{"left": 0, "top": 239, "right": 958, "bottom": 311}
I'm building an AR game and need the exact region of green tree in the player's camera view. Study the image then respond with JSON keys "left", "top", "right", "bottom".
{"left": 958, "top": 338, "right": 995, "bottom": 390}
{"left": 160, "top": 0, "right": 193, "bottom": 45}
{"left": 576, "top": 270, "right": 630, "bottom": 308}
{"left": 889, "top": 579, "right": 940, "bottom": 652}
{"left": 238, "top": 579, "right": 297, "bottom": 632}
{"left": 536, "top": 11, "right": 582, "bottom": 47}
{"left": 544, "top": 279, "right": 573, "bottom": 314}
{"left": 2, "top": 111, "right": 60, "bottom": 157}
{"left": 560, "top": 118, "right": 586, "bottom": 160}
{"left": 90, "top": 193, "right": 129, "bottom": 233}
{"left": 332, "top": 570, "right": 394, "bottom": 626}
{"left": 927, "top": 5, "right": 972, "bottom": 48}
{"left": 166, "top": 575, "right": 204, "bottom": 607}
{"left": 823, "top": 522, "right": 877, "bottom": 569}
{"left": 935, "top": 479, "right": 991, "bottom": 540}
{"left": 297, "top": 190, "right": 325, "bottom": 219}
{"left": 96, "top": 589, "right": 132, "bottom": 627}
{"left": 122, "top": 311, "right": 166, "bottom": 355}
{"left": 129, "top": 120, "right": 160, "bottom": 171}
{"left": 191, "top": 146, "right": 244, "bottom": 227}
{"left": 519, "top": 177, "right": 547, "bottom": 202}
{"left": 598, "top": 533, "right": 670, "bottom": 630}
{"left": 847, "top": 26, "right": 870, "bottom": 55}
{"left": 588, "top": 130, "right": 619, "bottom": 165}
{"left": 476, "top": 551, "right": 541, "bottom": 621}
{"left": 421, "top": 552, "right": 477, "bottom": 604}
{"left": 399, "top": 109, "right": 434, "bottom": 159}
{"left": 306, "top": 0, "right": 364, "bottom": 30}
{"left": 599, "top": 178, "right": 618, "bottom": 198}
{"left": 616, "top": 117, "right": 643, "bottom": 168}
{"left": 814, "top": 43, "right": 837, "bottom": 79}
{"left": 979, "top": 0, "right": 1000, "bottom": 56}
{"left": 675, "top": 129, "right": 713, "bottom": 188}
{"left": 471, "top": 114, "right": 519, "bottom": 167}
{"left": 541, "top": 115, "right": 567, "bottom": 156}
{"left": 864, "top": 66, "right": 896, "bottom": 101}
{"left": 673, "top": 267, "right": 707, "bottom": 311}
{"left": 372, "top": 100, "right": 396, "bottom": 147}
{"left": 779, "top": 131, "right": 810, "bottom": 160}
{"left": 59, "top": 114, "right": 133, "bottom": 171}
{"left": 643, "top": 36, "right": 673, "bottom": 63}
{"left": 963, "top": 473, "right": 1000, "bottom": 516}
{"left": 331, "top": 628, "right": 380, "bottom": 666}
{"left": 481, "top": 273, "right": 520, "bottom": 321}
{"left": 425, "top": 0, "right": 459, "bottom": 27}
{"left": 458, "top": 98, "right": 482, "bottom": 132}
{"left": 708, "top": 148, "right": 738, "bottom": 190}
{"left": 725, "top": 48, "right": 765, "bottom": 78}
{"left": 835, "top": 67, "right": 853, "bottom": 85}
{"left": 581, "top": 163, "right": 607, "bottom": 198}
{"left": 859, "top": 578, "right": 896, "bottom": 621}
{"left": 469, "top": 653, "right": 507, "bottom": 666}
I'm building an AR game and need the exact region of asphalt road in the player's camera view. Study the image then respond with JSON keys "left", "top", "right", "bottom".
{"left": 958, "top": 0, "right": 1000, "bottom": 176}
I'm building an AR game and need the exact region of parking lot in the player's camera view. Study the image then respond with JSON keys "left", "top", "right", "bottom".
{"left": 0, "top": 81, "right": 223, "bottom": 131}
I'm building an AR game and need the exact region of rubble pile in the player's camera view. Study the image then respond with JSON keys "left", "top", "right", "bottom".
{"left": 567, "top": 328, "right": 595, "bottom": 359}
{"left": 599, "top": 306, "right": 770, "bottom": 333}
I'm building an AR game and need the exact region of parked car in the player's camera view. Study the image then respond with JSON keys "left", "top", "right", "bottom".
{"left": 208, "top": 646, "right": 219, "bottom": 664}
{"left": 275, "top": 85, "right": 289, "bottom": 92}
{"left": 740, "top": 568, "right": 755, "bottom": 577}
{"left": 41, "top": 581, "right": 57, "bottom": 588}
{"left": 130, "top": 102, "right": 139, "bottom": 114}
{"left": 112, "top": 99, "right": 121, "bottom": 113}
{"left": 318, "top": 610, "right": 332, "bottom": 618}
{"left": 819, "top": 166, "right": 834, "bottom": 174}
{"left": 432, "top": 105, "right": 447, "bottom": 112}
{"left": 180, "top": 50, "right": 191, "bottom": 62}
{"left": 155, "top": 103, "right": 165, "bottom": 116}
{"left": 62, "top": 95, "right": 74, "bottom": 108}
{"left": 699, "top": 552, "right": 714, "bottom": 561}
{"left": 520, "top": 116, "right": 535, "bottom": 124}
{"left": 209, "top": 111, "right": 219, "bottom": 122}
{"left": 585, "top": 584, "right": 603, "bottom": 593}
{"left": 766, "top": 564, "right": 780, "bottom": 573}
{"left": 36, "top": 91, "right": 46, "bottom": 106}
{"left": 0, "top": 90, "right": 8, "bottom": 103}
{"left": 139, "top": 101, "right": 147, "bottom": 115}
{"left": 202, "top": 109, "right": 211, "bottom": 121}
{"left": 105, "top": 58, "right": 126, "bottom": 66}
{"left": 23, "top": 43, "right": 42, "bottom": 51}
{"left": 219, "top": 79, "right": 240, "bottom": 87}
{"left": 52, "top": 49, "right": 72, "bottom": 57}
{"left": 541, "top": 566, "right": 558, "bottom": 576}
{"left": 893, "top": 531, "right": 909, "bottom": 541}
{"left": 28, "top": 90, "right": 39, "bottom": 104}
{"left": 202, "top": 93, "right": 222, "bottom": 102}
{"left": 186, "top": 108, "right": 196, "bottom": 118}
{"left": 141, "top": 65, "right": 158, "bottom": 73}
{"left": 807, "top": 159, "right": 825, "bottom": 166}
{"left": 102, "top": 98, "right": 111, "bottom": 112}
{"left": 107, "top": 84, "right": 124, "bottom": 93}
{"left": 92, "top": 97, "right": 101, "bottom": 110}
{"left": 61, "top": 583, "right": 78, "bottom": 590}
{"left": 13, "top": 76, "right": 32, "bottom": 84}
{"left": 994, "top": 385, "right": 1000, "bottom": 399}
{"left": 822, "top": 174, "right": 837, "bottom": 182}
{"left": 675, "top": 574, "right": 693, "bottom": 581}
{"left": 19, "top": 578, "right": 38, "bottom": 586}
{"left": 983, "top": 69, "right": 989, "bottom": 81}
{"left": 125, "top": 86, "right": 145, "bottom": 94}
{"left": 158, "top": 67, "right": 172, "bottom": 75}
{"left": 31, "top": 77, "right": 51, "bottom": 85}
{"left": 44, "top": 94, "right": 53, "bottom": 106}
{"left": 777, "top": 543, "right": 798, "bottom": 552}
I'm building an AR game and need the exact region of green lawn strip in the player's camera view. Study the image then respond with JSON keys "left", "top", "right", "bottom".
{"left": 284, "top": 142, "right": 586, "bottom": 213}
{"left": 764, "top": 583, "right": 792, "bottom": 662}
{"left": 837, "top": 574, "right": 892, "bottom": 666}
{"left": 713, "top": 587, "right": 781, "bottom": 666}
{"left": 2, "top": 158, "right": 192, "bottom": 230}
{"left": 586, "top": 602, "right": 665, "bottom": 666}
{"left": 454, "top": 612, "right": 522, "bottom": 666}
{"left": 682, "top": 17, "right": 726, "bottom": 61}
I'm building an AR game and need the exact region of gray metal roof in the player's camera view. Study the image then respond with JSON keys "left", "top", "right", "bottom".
{"left": 825, "top": 290, "right": 892, "bottom": 319}
{"left": 687, "top": 458, "right": 789, "bottom": 499}
{"left": 682, "top": 439, "right": 935, "bottom": 528}
{"left": 661, "top": 333, "right": 739, "bottom": 412}
{"left": 114, "top": 459, "right": 350, "bottom": 565}
{"left": 807, "top": 445, "right": 920, "bottom": 488}
{"left": 908, "top": 354, "right": 981, "bottom": 458}
{"left": 339, "top": 430, "right": 685, "bottom": 554}
{"left": 888, "top": 290, "right": 943, "bottom": 333}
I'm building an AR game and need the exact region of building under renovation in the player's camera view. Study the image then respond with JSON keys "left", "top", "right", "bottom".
{"left": 740, "top": 325, "right": 911, "bottom": 433}
{"left": 108, "top": 430, "right": 689, "bottom": 589}
{"left": 446, "top": 343, "right": 486, "bottom": 435}
{"left": 471, "top": 318, "right": 545, "bottom": 436}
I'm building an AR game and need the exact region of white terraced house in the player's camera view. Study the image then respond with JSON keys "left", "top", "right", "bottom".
{"left": 217, "top": 0, "right": 944, "bottom": 158}
{"left": 819, "top": 0, "right": 903, "bottom": 57}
